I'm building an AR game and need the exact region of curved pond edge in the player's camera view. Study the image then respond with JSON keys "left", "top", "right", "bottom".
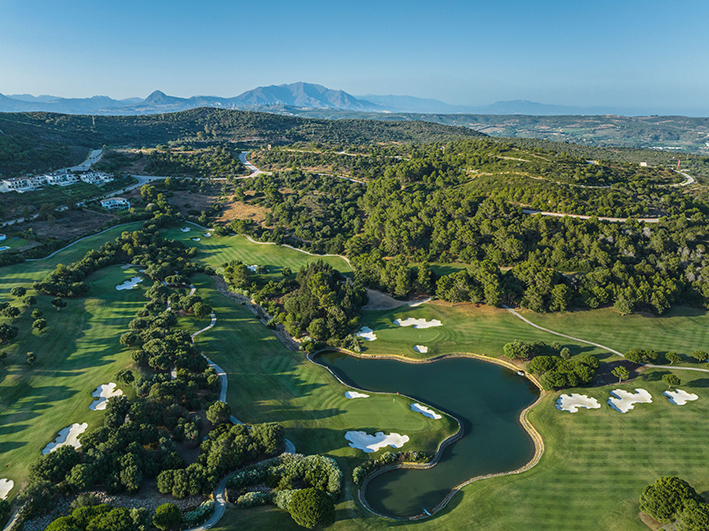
{"left": 308, "top": 348, "right": 546, "bottom": 521}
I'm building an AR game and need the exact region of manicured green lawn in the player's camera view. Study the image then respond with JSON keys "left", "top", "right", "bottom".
{"left": 0, "top": 264, "right": 144, "bottom": 493}
{"left": 161, "top": 225, "right": 351, "bottom": 275}
{"left": 188, "top": 275, "right": 456, "bottom": 461}
{"left": 215, "top": 370, "right": 709, "bottom": 531}
{"left": 0, "top": 236, "right": 32, "bottom": 251}
{"left": 517, "top": 305, "right": 709, "bottom": 366}
{"left": 0, "top": 221, "right": 145, "bottom": 296}
{"left": 360, "top": 302, "right": 610, "bottom": 361}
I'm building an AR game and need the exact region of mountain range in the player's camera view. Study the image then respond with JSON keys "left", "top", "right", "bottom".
{"left": 0, "top": 82, "right": 681, "bottom": 117}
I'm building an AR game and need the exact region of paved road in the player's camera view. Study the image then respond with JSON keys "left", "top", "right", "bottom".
{"left": 672, "top": 170, "right": 696, "bottom": 187}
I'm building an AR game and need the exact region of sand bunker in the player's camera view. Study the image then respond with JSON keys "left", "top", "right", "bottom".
{"left": 345, "top": 391, "right": 370, "bottom": 399}
{"left": 181, "top": 227, "right": 191, "bottom": 232}
{"left": 413, "top": 345, "right": 428, "bottom": 353}
{"left": 247, "top": 264, "right": 259, "bottom": 272}
{"left": 203, "top": 233, "right": 212, "bottom": 237}
{"left": 345, "top": 431, "right": 409, "bottom": 453}
{"left": 608, "top": 388, "right": 652, "bottom": 413}
{"left": 0, "top": 479, "right": 13, "bottom": 500}
{"left": 393, "top": 317, "right": 442, "bottom": 329}
{"left": 356, "top": 326, "right": 377, "bottom": 341}
{"left": 116, "top": 276, "right": 143, "bottom": 291}
{"left": 42, "top": 423, "right": 88, "bottom": 455}
{"left": 664, "top": 389, "right": 699, "bottom": 406}
{"left": 89, "top": 383, "right": 123, "bottom": 411}
{"left": 556, "top": 393, "right": 601, "bottom": 413}
{"left": 411, "top": 403, "right": 442, "bottom": 419}
{"left": 192, "top": 238, "right": 201, "bottom": 242}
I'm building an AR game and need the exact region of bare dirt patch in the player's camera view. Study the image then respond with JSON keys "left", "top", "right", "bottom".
{"left": 218, "top": 200, "right": 269, "bottom": 224}
{"left": 362, "top": 289, "right": 431, "bottom": 311}
{"left": 169, "top": 189, "right": 220, "bottom": 216}
{"left": 17, "top": 209, "right": 117, "bottom": 240}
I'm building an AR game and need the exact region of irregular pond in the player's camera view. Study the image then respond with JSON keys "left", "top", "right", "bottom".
{"left": 315, "top": 352, "right": 540, "bottom": 519}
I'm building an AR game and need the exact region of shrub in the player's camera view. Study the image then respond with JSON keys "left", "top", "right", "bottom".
{"left": 182, "top": 500, "right": 215, "bottom": 526}
{"left": 236, "top": 491, "right": 274, "bottom": 509}
{"left": 153, "top": 503, "right": 182, "bottom": 530}
{"left": 288, "top": 488, "right": 335, "bottom": 529}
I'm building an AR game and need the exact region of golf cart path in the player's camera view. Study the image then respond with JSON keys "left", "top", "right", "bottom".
{"left": 503, "top": 305, "right": 709, "bottom": 373}
{"left": 185, "top": 308, "right": 295, "bottom": 531}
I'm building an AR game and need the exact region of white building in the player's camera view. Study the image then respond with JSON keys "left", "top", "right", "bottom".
{"left": 80, "top": 172, "right": 113, "bottom": 185}
{"left": 100, "top": 197, "right": 130, "bottom": 210}
{"left": 46, "top": 173, "right": 80, "bottom": 186}
{"left": 0, "top": 171, "right": 113, "bottom": 193}
{"left": 0, "top": 176, "right": 47, "bottom": 193}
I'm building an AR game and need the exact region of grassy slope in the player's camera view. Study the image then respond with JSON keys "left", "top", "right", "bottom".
{"left": 0, "top": 265, "right": 144, "bottom": 489}
{"left": 161, "top": 226, "right": 351, "bottom": 275}
{"left": 359, "top": 302, "right": 610, "bottom": 361}
{"left": 517, "top": 306, "right": 709, "bottom": 366}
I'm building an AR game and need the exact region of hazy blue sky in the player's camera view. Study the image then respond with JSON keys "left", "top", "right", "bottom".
{"left": 1, "top": 0, "right": 708, "bottom": 112}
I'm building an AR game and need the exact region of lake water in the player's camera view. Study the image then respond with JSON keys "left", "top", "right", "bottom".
{"left": 315, "top": 352, "right": 540, "bottom": 518}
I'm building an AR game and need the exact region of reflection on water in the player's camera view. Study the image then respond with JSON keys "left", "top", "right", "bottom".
{"left": 315, "top": 353, "right": 539, "bottom": 518}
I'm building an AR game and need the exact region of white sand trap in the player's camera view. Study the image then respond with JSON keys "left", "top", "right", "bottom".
{"left": 411, "top": 403, "right": 442, "bottom": 419}
{"left": 556, "top": 393, "right": 601, "bottom": 413}
{"left": 413, "top": 345, "right": 428, "bottom": 353}
{"left": 664, "top": 389, "right": 699, "bottom": 406}
{"left": 203, "top": 233, "right": 212, "bottom": 237}
{"left": 345, "top": 391, "right": 369, "bottom": 399}
{"left": 356, "top": 326, "right": 377, "bottom": 341}
{"left": 0, "top": 479, "right": 13, "bottom": 500}
{"left": 608, "top": 388, "right": 653, "bottom": 413}
{"left": 120, "top": 264, "right": 131, "bottom": 269}
{"left": 345, "top": 431, "right": 409, "bottom": 453}
{"left": 393, "top": 317, "right": 442, "bottom": 329}
{"left": 247, "top": 264, "right": 259, "bottom": 272}
{"left": 42, "top": 423, "right": 88, "bottom": 455}
{"left": 181, "top": 227, "right": 191, "bottom": 232}
{"left": 116, "top": 276, "right": 143, "bottom": 291}
{"left": 89, "top": 383, "right": 123, "bottom": 411}
{"left": 192, "top": 237, "right": 201, "bottom": 242}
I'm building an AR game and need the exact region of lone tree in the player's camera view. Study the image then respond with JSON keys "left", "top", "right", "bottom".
{"left": 560, "top": 347, "right": 571, "bottom": 360}
{"left": 691, "top": 350, "right": 708, "bottom": 363}
{"left": 10, "top": 286, "right": 26, "bottom": 298}
{"left": 0, "top": 324, "right": 18, "bottom": 345}
{"left": 51, "top": 297, "right": 67, "bottom": 312}
{"left": 33, "top": 318, "right": 48, "bottom": 332}
{"left": 665, "top": 352, "right": 681, "bottom": 365}
{"left": 193, "top": 302, "right": 212, "bottom": 320}
{"left": 206, "top": 401, "right": 231, "bottom": 425}
{"left": 288, "top": 487, "right": 335, "bottom": 529}
{"left": 612, "top": 366, "right": 630, "bottom": 383}
{"left": 152, "top": 503, "right": 181, "bottom": 530}
{"left": 663, "top": 374, "right": 681, "bottom": 389}
{"left": 26, "top": 352, "right": 37, "bottom": 367}
{"left": 2, "top": 306, "right": 20, "bottom": 320}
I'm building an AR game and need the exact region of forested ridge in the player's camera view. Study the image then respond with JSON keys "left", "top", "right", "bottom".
{"left": 228, "top": 139, "right": 709, "bottom": 316}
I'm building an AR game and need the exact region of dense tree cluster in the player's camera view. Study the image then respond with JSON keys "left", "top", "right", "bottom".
{"left": 640, "top": 476, "right": 708, "bottom": 529}
{"left": 145, "top": 145, "right": 245, "bottom": 178}
{"left": 34, "top": 225, "right": 199, "bottom": 296}
{"left": 223, "top": 260, "right": 366, "bottom": 347}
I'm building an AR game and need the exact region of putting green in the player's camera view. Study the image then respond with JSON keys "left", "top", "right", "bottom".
{"left": 360, "top": 302, "right": 612, "bottom": 361}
